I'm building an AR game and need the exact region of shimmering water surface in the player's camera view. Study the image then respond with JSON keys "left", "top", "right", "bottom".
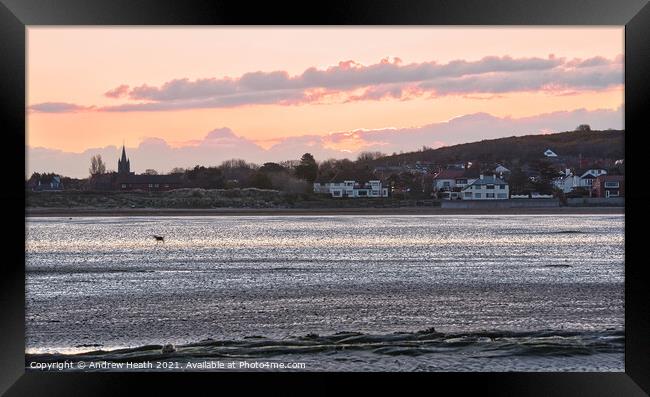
{"left": 26, "top": 215, "right": 624, "bottom": 371}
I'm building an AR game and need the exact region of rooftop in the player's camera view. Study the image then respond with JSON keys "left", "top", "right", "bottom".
{"left": 433, "top": 169, "right": 467, "bottom": 180}
{"left": 463, "top": 175, "right": 507, "bottom": 189}
{"left": 596, "top": 174, "right": 624, "bottom": 181}
{"left": 117, "top": 174, "right": 183, "bottom": 184}
{"left": 315, "top": 179, "right": 382, "bottom": 185}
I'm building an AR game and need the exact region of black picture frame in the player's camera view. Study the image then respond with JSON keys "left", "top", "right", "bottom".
{"left": 2, "top": 0, "right": 648, "bottom": 395}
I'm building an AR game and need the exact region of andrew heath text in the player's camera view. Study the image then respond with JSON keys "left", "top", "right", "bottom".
{"left": 29, "top": 361, "right": 154, "bottom": 370}
{"left": 28, "top": 360, "right": 306, "bottom": 371}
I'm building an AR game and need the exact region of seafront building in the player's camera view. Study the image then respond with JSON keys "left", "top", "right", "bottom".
{"left": 313, "top": 179, "right": 389, "bottom": 198}
{"left": 592, "top": 175, "right": 624, "bottom": 198}
{"left": 461, "top": 174, "right": 509, "bottom": 200}
{"left": 432, "top": 169, "right": 477, "bottom": 200}
{"left": 432, "top": 169, "right": 475, "bottom": 191}
{"left": 553, "top": 168, "right": 608, "bottom": 193}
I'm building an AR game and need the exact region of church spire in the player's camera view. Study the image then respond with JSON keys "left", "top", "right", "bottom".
{"left": 118, "top": 144, "right": 130, "bottom": 175}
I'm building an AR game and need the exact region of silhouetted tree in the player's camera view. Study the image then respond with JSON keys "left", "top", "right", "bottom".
{"left": 259, "top": 162, "right": 285, "bottom": 173}
{"left": 295, "top": 153, "right": 318, "bottom": 182}
{"left": 248, "top": 171, "right": 273, "bottom": 189}
{"left": 279, "top": 160, "right": 300, "bottom": 170}
{"left": 249, "top": 171, "right": 273, "bottom": 189}
{"left": 532, "top": 160, "right": 560, "bottom": 194}
{"left": 219, "top": 159, "right": 256, "bottom": 185}
{"left": 220, "top": 159, "right": 252, "bottom": 169}
{"left": 508, "top": 166, "right": 531, "bottom": 194}
{"left": 357, "top": 151, "right": 385, "bottom": 162}
{"left": 185, "top": 166, "right": 224, "bottom": 189}
{"left": 89, "top": 155, "right": 106, "bottom": 176}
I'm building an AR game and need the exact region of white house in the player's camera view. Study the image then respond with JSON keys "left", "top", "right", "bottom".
{"left": 575, "top": 169, "right": 607, "bottom": 190}
{"left": 553, "top": 171, "right": 574, "bottom": 193}
{"left": 30, "top": 175, "right": 64, "bottom": 191}
{"left": 544, "top": 149, "right": 558, "bottom": 157}
{"left": 461, "top": 174, "right": 509, "bottom": 200}
{"left": 432, "top": 169, "right": 477, "bottom": 199}
{"left": 432, "top": 169, "right": 476, "bottom": 191}
{"left": 553, "top": 168, "right": 607, "bottom": 193}
{"left": 313, "top": 180, "right": 389, "bottom": 198}
{"left": 580, "top": 168, "right": 608, "bottom": 179}
{"left": 494, "top": 164, "right": 511, "bottom": 175}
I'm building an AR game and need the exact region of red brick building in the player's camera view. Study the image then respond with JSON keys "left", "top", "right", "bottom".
{"left": 592, "top": 175, "right": 624, "bottom": 198}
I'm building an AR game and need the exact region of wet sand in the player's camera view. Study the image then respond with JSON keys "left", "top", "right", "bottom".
{"left": 26, "top": 214, "right": 624, "bottom": 371}
{"left": 26, "top": 206, "right": 624, "bottom": 217}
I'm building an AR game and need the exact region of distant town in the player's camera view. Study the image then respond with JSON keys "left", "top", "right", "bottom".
{"left": 27, "top": 126, "right": 624, "bottom": 209}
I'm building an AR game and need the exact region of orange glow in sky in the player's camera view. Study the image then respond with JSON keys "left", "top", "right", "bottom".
{"left": 27, "top": 27, "right": 624, "bottom": 153}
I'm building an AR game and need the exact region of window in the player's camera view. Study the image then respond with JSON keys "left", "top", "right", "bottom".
{"left": 486, "top": 185, "right": 495, "bottom": 189}
{"left": 464, "top": 192, "right": 472, "bottom": 198}
{"left": 357, "top": 190, "right": 367, "bottom": 196}
{"left": 332, "top": 190, "right": 342, "bottom": 197}
{"left": 456, "top": 179, "right": 467, "bottom": 185}
{"left": 497, "top": 193, "right": 507, "bottom": 198}
{"left": 499, "top": 184, "right": 506, "bottom": 189}
{"left": 154, "top": 184, "right": 159, "bottom": 188}
{"left": 372, "top": 190, "right": 380, "bottom": 196}
{"left": 443, "top": 181, "right": 450, "bottom": 187}
{"left": 121, "top": 184, "right": 127, "bottom": 189}
{"left": 475, "top": 193, "right": 481, "bottom": 198}
{"left": 486, "top": 193, "right": 495, "bottom": 198}
{"left": 604, "top": 182, "right": 619, "bottom": 188}
{"left": 148, "top": 184, "right": 153, "bottom": 188}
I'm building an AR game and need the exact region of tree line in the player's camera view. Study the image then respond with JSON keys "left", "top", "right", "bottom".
{"left": 29, "top": 126, "right": 624, "bottom": 197}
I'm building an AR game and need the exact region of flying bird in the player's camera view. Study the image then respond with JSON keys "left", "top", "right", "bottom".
{"left": 153, "top": 235, "right": 164, "bottom": 243}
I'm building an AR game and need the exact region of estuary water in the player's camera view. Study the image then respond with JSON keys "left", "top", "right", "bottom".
{"left": 25, "top": 215, "right": 624, "bottom": 371}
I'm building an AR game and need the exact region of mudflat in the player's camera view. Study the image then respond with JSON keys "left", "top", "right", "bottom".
{"left": 26, "top": 206, "right": 624, "bottom": 217}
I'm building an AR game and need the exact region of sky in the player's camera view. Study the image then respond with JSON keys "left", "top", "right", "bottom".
{"left": 27, "top": 27, "right": 624, "bottom": 178}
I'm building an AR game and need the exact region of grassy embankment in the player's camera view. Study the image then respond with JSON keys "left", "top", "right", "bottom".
{"left": 25, "top": 188, "right": 625, "bottom": 217}
{"left": 26, "top": 188, "right": 414, "bottom": 210}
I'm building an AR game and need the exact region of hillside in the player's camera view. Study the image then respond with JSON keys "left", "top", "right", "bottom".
{"left": 372, "top": 129, "right": 624, "bottom": 166}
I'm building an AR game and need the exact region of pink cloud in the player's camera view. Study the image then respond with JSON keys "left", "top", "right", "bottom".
{"left": 104, "top": 84, "right": 130, "bottom": 98}
{"left": 87, "top": 55, "right": 621, "bottom": 112}
{"left": 28, "top": 102, "right": 95, "bottom": 113}
{"left": 32, "top": 55, "right": 623, "bottom": 113}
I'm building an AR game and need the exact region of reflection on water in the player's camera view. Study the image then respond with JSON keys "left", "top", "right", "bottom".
{"left": 25, "top": 215, "right": 624, "bottom": 371}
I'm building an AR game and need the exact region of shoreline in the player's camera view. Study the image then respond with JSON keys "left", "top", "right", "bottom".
{"left": 25, "top": 206, "right": 625, "bottom": 217}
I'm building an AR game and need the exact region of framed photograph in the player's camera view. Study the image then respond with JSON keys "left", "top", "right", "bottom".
{"left": 2, "top": 0, "right": 648, "bottom": 394}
